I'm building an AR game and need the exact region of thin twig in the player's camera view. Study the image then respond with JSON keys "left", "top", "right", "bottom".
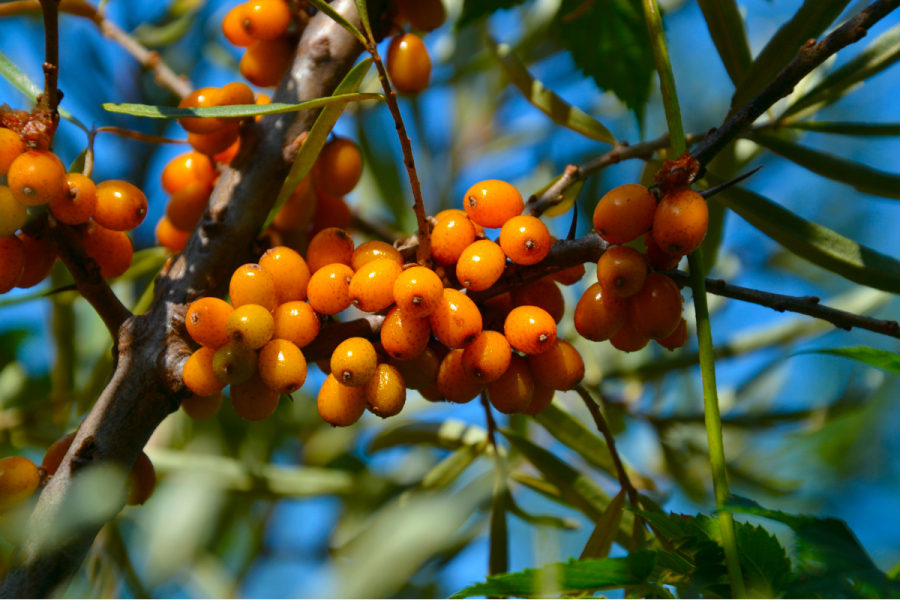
{"left": 95, "top": 126, "right": 188, "bottom": 144}
{"left": 37, "top": 0, "right": 59, "bottom": 116}
{"left": 481, "top": 393, "right": 498, "bottom": 447}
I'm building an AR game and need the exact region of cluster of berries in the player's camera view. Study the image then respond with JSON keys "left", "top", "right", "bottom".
{"left": 222, "top": 0, "right": 301, "bottom": 87}
{"left": 174, "top": 82, "right": 267, "bottom": 158}
{"left": 385, "top": 0, "right": 444, "bottom": 95}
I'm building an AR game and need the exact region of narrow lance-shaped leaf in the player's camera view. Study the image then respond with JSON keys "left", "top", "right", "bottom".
{"left": 784, "top": 121, "right": 900, "bottom": 136}
{"left": 368, "top": 419, "right": 488, "bottom": 453}
{"left": 795, "top": 346, "right": 900, "bottom": 378}
{"left": 103, "top": 93, "right": 381, "bottom": 119}
{"left": 531, "top": 173, "right": 585, "bottom": 218}
{"left": 0, "top": 49, "right": 88, "bottom": 132}
{"left": 580, "top": 489, "right": 626, "bottom": 560}
{"left": 696, "top": 0, "right": 752, "bottom": 85}
{"left": 489, "top": 481, "right": 509, "bottom": 575}
{"left": 306, "top": 0, "right": 367, "bottom": 44}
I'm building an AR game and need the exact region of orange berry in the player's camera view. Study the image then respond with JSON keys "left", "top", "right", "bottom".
{"left": 393, "top": 265, "right": 443, "bottom": 318}
{"left": 181, "top": 392, "right": 223, "bottom": 420}
{"left": 42, "top": 431, "right": 76, "bottom": 477}
{"left": 93, "top": 180, "right": 148, "bottom": 232}
{"left": 7, "top": 150, "right": 66, "bottom": 206}
{"left": 162, "top": 152, "right": 216, "bottom": 194}
{"left": 350, "top": 240, "right": 402, "bottom": 272}
{"left": 189, "top": 124, "right": 240, "bottom": 156}
{"left": 520, "top": 381, "right": 554, "bottom": 416}
{"left": 125, "top": 451, "right": 156, "bottom": 506}
{"left": 166, "top": 181, "right": 211, "bottom": 232}
{"left": 643, "top": 232, "right": 681, "bottom": 271}
{"left": 387, "top": 34, "right": 431, "bottom": 95}
{"left": 487, "top": 355, "right": 534, "bottom": 414}
{"left": 597, "top": 245, "right": 648, "bottom": 298}
{"left": 629, "top": 273, "right": 683, "bottom": 340}
{"left": 388, "top": 344, "right": 440, "bottom": 390}
{"left": 242, "top": 0, "right": 292, "bottom": 40}
{"left": 222, "top": 4, "right": 255, "bottom": 47}
{"left": 331, "top": 337, "right": 378, "bottom": 387}
{"left": 658, "top": 317, "right": 688, "bottom": 351}
{"left": 272, "top": 301, "right": 320, "bottom": 348}
{"left": 310, "top": 189, "right": 352, "bottom": 234}
{"left": 573, "top": 282, "right": 628, "bottom": 342}
{"left": 504, "top": 305, "right": 556, "bottom": 354}
{"left": 178, "top": 87, "right": 223, "bottom": 134}
{"left": 307, "top": 263, "right": 354, "bottom": 315}
{"left": 212, "top": 81, "right": 256, "bottom": 114}
{"left": 552, "top": 263, "right": 586, "bottom": 286}
{"left": 156, "top": 217, "right": 191, "bottom": 253}
{"left": 318, "top": 373, "right": 367, "bottom": 426}
{"left": 183, "top": 347, "right": 227, "bottom": 396}
{"left": 429, "top": 288, "right": 483, "bottom": 349}
{"left": 0, "top": 457, "right": 40, "bottom": 511}
{"left": 0, "top": 186, "right": 26, "bottom": 237}
{"left": 214, "top": 138, "right": 241, "bottom": 164}
{"left": 431, "top": 215, "right": 476, "bottom": 266}
{"left": 365, "top": 364, "right": 406, "bottom": 418}
{"left": 315, "top": 137, "right": 364, "bottom": 197}
{"left": 510, "top": 278, "right": 565, "bottom": 324}
{"left": 260, "top": 246, "right": 311, "bottom": 304}
{"left": 457, "top": 240, "right": 506, "bottom": 291}
{"left": 592, "top": 184, "right": 657, "bottom": 244}
{"left": 273, "top": 179, "right": 316, "bottom": 232}
{"left": 15, "top": 233, "right": 56, "bottom": 289}
{"left": 229, "top": 263, "right": 278, "bottom": 310}
{"left": 306, "top": 227, "right": 354, "bottom": 274}
{"left": 241, "top": 38, "right": 294, "bottom": 87}
{"left": 527, "top": 339, "right": 584, "bottom": 391}
{"left": 0, "top": 236, "right": 26, "bottom": 293}
{"left": 212, "top": 342, "right": 258, "bottom": 385}
{"left": 350, "top": 258, "right": 403, "bottom": 312}
{"left": 481, "top": 292, "right": 513, "bottom": 332}
{"left": 463, "top": 180, "right": 524, "bottom": 229}
{"left": 49, "top": 173, "right": 97, "bottom": 225}
{"left": 258, "top": 338, "right": 307, "bottom": 394}
{"left": 609, "top": 319, "right": 650, "bottom": 353}
{"left": 499, "top": 215, "right": 551, "bottom": 265}
{"left": 226, "top": 304, "right": 274, "bottom": 349}
{"left": 397, "top": 0, "right": 446, "bottom": 31}
{"left": 231, "top": 372, "right": 280, "bottom": 421}
{"left": 653, "top": 189, "right": 709, "bottom": 256}
{"left": 381, "top": 305, "right": 432, "bottom": 361}
{"left": 437, "top": 349, "right": 484, "bottom": 404}
{"left": 82, "top": 221, "right": 133, "bottom": 279}
{"left": 461, "top": 330, "right": 511, "bottom": 383}
{"left": 419, "top": 381, "right": 445, "bottom": 402}
{"left": 0, "top": 128, "right": 24, "bottom": 175}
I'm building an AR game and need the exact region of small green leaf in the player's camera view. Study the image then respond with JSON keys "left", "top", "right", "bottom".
{"left": 0, "top": 50, "right": 88, "bottom": 132}
{"left": 795, "top": 346, "right": 900, "bottom": 377}
{"left": 531, "top": 173, "right": 585, "bottom": 218}
{"left": 132, "top": 5, "right": 199, "bottom": 48}
{"left": 419, "top": 445, "right": 484, "bottom": 491}
{"left": 580, "top": 489, "right": 625, "bottom": 560}
{"left": 734, "top": 521, "right": 793, "bottom": 598}
{"left": 102, "top": 93, "right": 381, "bottom": 119}
{"left": 784, "top": 121, "right": 900, "bottom": 136}
{"left": 458, "top": 0, "right": 528, "bottom": 29}
{"left": 507, "top": 494, "right": 580, "bottom": 530}
{"left": 489, "top": 37, "right": 616, "bottom": 144}
{"left": 489, "top": 485, "right": 509, "bottom": 575}
{"left": 68, "top": 148, "right": 88, "bottom": 174}
{"left": 352, "top": 0, "right": 372, "bottom": 40}
{"left": 307, "top": 0, "right": 367, "bottom": 44}
{"left": 368, "top": 420, "right": 488, "bottom": 453}
{"left": 696, "top": 0, "right": 752, "bottom": 85}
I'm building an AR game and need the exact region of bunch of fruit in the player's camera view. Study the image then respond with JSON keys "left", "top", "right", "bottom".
{"left": 222, "top": 0, "right": 302, "bottom": 87}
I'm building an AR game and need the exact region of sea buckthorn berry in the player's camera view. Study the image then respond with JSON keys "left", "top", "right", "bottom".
{"left": 178, "top": 87, "right": 223, "bottom": 134}
{"left": 457, "top": 240, "right": 506, "bottom": 292}
{"left": 241, "top": 38, "right": 294, "bottom": 87}
{"left": 437, "top": 349, "right": 484, "bottom": 404}
{"left": 212, "top": 81, "right": 256, "bottom": 114}
{"left": 499, "top": 215, "right": 551, "bottom": 265}
{"left": 397, "top": 0, "right": 446, "bottom": 31}
{"left": 315, "top": 138, "right": 364, "bottom": 197}
{"left": 365, "top": 364, "right": 406, "bottom": 418}
{"left": 214, "top": 342, "right": 258, "bottom": 385}
{"left": 181, "top": 392, "right": 223, "bottom": 420}
{"left": 42, "top": 431, "right": 76, "bottom": 477}
{"left": 226, "top": 304, "right": 275, "bottom": 349}
{"left": 258, "top": 339, "right": 307, "bottom": 394}
{"left": 0, "top": 128, "right": 24, "bottom": 175}
{"left": 351, "top": 241, "right": 403, "bottom": 272}
{"left": 434, "top": 209, "right": 487, "bottom": 238}
{"left": 463, "top": 180, "right": 524, "bottom": 229}
{"left": 273, "top": 301, "right": 320, "bottom": 348}
{"left": 658, "top": 317, "right": 688, "bottom": 351}
{"left": 183, "top": 347, "right": 226, "bottom": 396}
{"left": 592, "top": 183, "right": 657, "bottom": 244}
{"left": 510, "top": 279, "right": 565, "bottom": 324}
{"left": 552, "top": 263, "right": 586, "bottom": 286}
{"left": 306, "top": 227, "right": 354, "bottom": 274}
{"left": 431, "top": 215, "right": 477, "bottom": 266}
{"left": 273, "top": 179, "right": 316, "bottom": 232}
{"left": 0, "top": 457, "right": 40, "bottom": 511}
{"left": 0, "top": 186, "right": 27, "bottom": 237}
{"left": 126, "top": 451, "right": 156, "bottom": 506}
{"left": 610, "top": 319, "right": 650, "bottom": 353}
{"left": 521, "top": 381, "right": 554, "bottom": 416}
{"left": 82, "top": 222, "right": 133, "bottom": 279}
{"left": 629, "top": 273, "right": 683, "bottom": 340}
{"left": 461, "top": 331, "right": 511, "bottom": 383}
{"left": 189, "top": 124, "right": 240, "bottom": 156}
{"left": 419, "top": 382, "right": 445, "bottom": 402}
{"left": 7, "top": 150, "right": 66, "bottom": 206}
{"left": 166, "top": 181, "right": 212, "bottom": 231}
{"left": 393, "top": 266, "right": 443, "bottom": 318}
{"left": 504, "top": 305, "right": 556, "bottom": 355}
{"left": 231, "top": 372, "right": 281, "bottom": 421}
{"left": 307, "top": 263, "right": 354, "bottom": 315}
{"left": 573, "top": 282, "right": 628, "bottom": 342}
{"left": 260, "top": 246, "right": 311, "bottom": 304}
{"left": 481, "top": 292, "right": 513, "bottom": 332}
{"left": 242, "top": 0, "right": 292, "bottom": 40}
{"left": 643, "top": 232, "right": 681, "bottom": 271}
{"left": 157, "top": 217, "right": 191, "bottom": 253}
{"left": 527, "top": 339, "right": 584, "bottom": 391}
{"left": 162, "top": 152, "right": 216, "bottom": 194}
{"left": 311, "top": 189, "right": 352, "bottom": 234}
{"left": 597, "top": 245, "right": 648, "bottom": 298}
{"left": 15, "top": 233, "right": 55, "bottom": 289}
{"left": 0, "top": 236, "right": 26, "bottom": 293}
{"left": 331, "top": 337, "right": 378, "bottom": 387}
{"left": 229, "top": 263, "right": 278, "bottom": 311}
{"left": 93, "top": 180, "right": 148, "bottom": 232}
{"left": 350, "top": 258, "right": 403, "bottom": 312}
{"left": 387, "top": 33, "right": 431, "bottom": 95}
{"left": 214, "top": 138, "right": 241, "bottom": 164}
{"left": 389, "top": 345, "right": 440, "bottom": 390}
{"left": 318, "top": 374, "right": 367, "bottom": 427}
{"left": 429, "top": 288, "right": 483, "bottom": 349}
{"left": 653, "top": 189, "right": 709, "bottom": 256}
{"left": 222, "top": 3, "right": 255, "bottom": 46}
{"left": 49, "top": 173, "right": 97, "bottom": 225}
{"left": 487, "top": 355, "right": 534, "bottom": 414}
{"left": 381, "top": 305, "right": 432, "bottom": 360}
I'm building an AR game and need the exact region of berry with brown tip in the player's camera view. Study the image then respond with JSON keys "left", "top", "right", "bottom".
{"left": 365, "top": 364, "right": 406, "bottom": 418}
{"left": 487, "top": 355, "right": 534, "bottom": 414}
{"left": 380, "top": 304, "right": 431, "bottom": 361}
{"left": 222, "top": 4, "right": 255, "bottom": 46}
{"left": 504, "top": 305, "right": 556, "bottom": 354}
{"left": 15, "top": 233, "right": 56, "bottom": 289}
{"left": 7, "top": 150, "right": 66, "bottom": 206}
{"left": 82, "top": 221, "right": 133, "bottom": 279}
{"left": 186, "top": 297, "right": 233, "bottom": 349}
{"left": 306, "top": 227, "right": 354, "bottom": 274}
{"left": 461, "top": 330, "right": 511, "bottom": 383}
{"left": 387, "top": 33, "right": 432, "bottom": 95}
{"left": 609, "top": 319, "right": 650, "bottom": 353}
{"left": 231, "top": 372, "right": 281, "bottom": 421}
{"left": 226, "top": 304, "right": 275, "bottom": 349}
{"left": 183, "top": 347, "right": 227, "bottom": 396}
{"left": 437, "top": 349, "right": 484, "bottom": 404}
{"left": 93, "top": 180, "right": 147, "bottom": 232}
{"left": 429, "top": 288, "right": 483, "bottom": 349}
{"left": 307, "top": 263, "right": 354, "bottom": 315}
{"left": 350, "top": 258, "right": 403, "bottom": 312}
{"left": 0, "top": 186, "right": 26, "bottom": 237}
{"left": 49, "top": 173, "right": 97, "bottom": 225}
{"left": 318, "top": 374, "right": 367, "bottom": 427}
{"left": 457, "top": 240, "right": 506, "bottom": 292}
{"left": 527, "top": 339, "right": 584, "bottom": 391}
{"left": 573, "top": 282, "right": 628, "bottom": 342}
{"left": 463, "top": 180, "right": 524, "bottom": 229}
{"left": 592, "top": 184, "right": 657, "bottom": 244}
{"left": 629, "top": 273, "right": 683, "bottom": 340}
{"left": 393, "top": 265, "right": 443, "bottom": 318}
{"left": 499, "top": 215, "right": 551, "bottom": 265}
{"left": 258, "top": 338, "right": 307, "bottom": 394}
{"left": 230, "top": 263, "right": 278, "bottom": 311}
{"left": 431, "top": 214, "right": 477, "bottom": 266}
{"left": 658, "top": 317, "right": 688, "bottom": 351}
{"left": 272, "top": 301, "right": 320, "bottom": 348}
{"left": 331, "top": 337, "right": 378, "bottom": 387}
{"left": 260, "top": 246, "right": 311, "bottom": 304}
{"left": 597, "top": 245, "right": 648, "bottom": 298}
{"left": 242, "top": 0, "right": 292, "bottom": 40}
{"left": 213, "top": 342, "right": 258, "bottom": 385}
{"left": 653, "top": 189, "right": 709, "bottom": 256}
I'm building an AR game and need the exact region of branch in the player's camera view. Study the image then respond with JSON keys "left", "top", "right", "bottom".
{"left": 37, "top": 0, "right": 59, "bottom": 116}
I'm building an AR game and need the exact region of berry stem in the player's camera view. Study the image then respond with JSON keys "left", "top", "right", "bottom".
{"left": 37, "top": 0, "right": 60, "bottom": 118}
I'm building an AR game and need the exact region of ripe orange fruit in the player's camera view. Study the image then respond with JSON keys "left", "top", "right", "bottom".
{"left": 609, "top": 319, "right": 650, "bottom": 353}
{"left": 272, "top": 301, "right": 320, "bottom": 348}
{"left": 315, "top": 137, "right": 364, "bottom": 197}
{"left": 188, "top": 125, "right": 240, "bottom": 156}
{"left": 15, "top": 233, "right": 56, "bottom": 289}
{"left": 0, "top": 128, "right": 24, "bottom": 175}
{"left": 597, "top": 245, "right": 648, "bottom": 298}
{"left": 437, "top": 349, "right": 484, "bottom": 404}
{"left": 231, "top": 372, "right": 280, "bottom": 421}
{"left": 229, "top": 263, "right": 278, "bottom": 311}
{"left": 183, "top": 347, "right": 227, "bottom": 396}
{"left": 331, "top": 337, "right": 378, "bottom": 387}
{"left": 592, "top": 184, "right": 657, "bottom": 244}
{"left": 166, "top": 181, "right": 211, "bottom": 232}
{"left": 365, "top": 364, "right": 407, "bottom": 418}
{"left": 181, "top": 392, "right": 223, "bottom": 420}
{"left": 222, "top": 4, "right": 255, "bottom": 47}
{"left": 0, "top": 236, "right": 26, "bottom": 294}
{"left": 161, "top": 152, "right": 216, "bottom": 194}
{"left": 463, "top": 180, "right": 524, "bottom": 228}
{"left": 658, "top": 317, "right": 688, "bottom": 351}
{"left": 318, "top": 373, "right": 367, "bottom": 427}
{"left": 629, "top": 273, "right": 682, "bottom": 340}
{"left": 652, "top": 189, "right": 709, "bottom": 256}
{"left": 388, "top": 344, "right": 441, "bottom": 390}
{"left": 93, "top": 180, "right": 147, "bottom": 232}
{"left": 156, "top": 217, "right": 191, "bottom": 253}
{"left": 242, "top": 0, "right": 292, "bottom": 40}
{"left": 393, "top": 265, "right": 444, "bottom": 318}
{"left": 0, "top": 456, "right": 40, "bottom": 511}
{"left": 510, "top": 278, "right": 565, "bottom": 324}
{"left": 351, "top": 240, "right": 403, "bottom": 272}
{"left": 0, "top": 186, "right": 26, "bottom": 237}
{"left": 387, "top": 34, "right": 431, "bottom": 95}
{"left": 186, "top": 297, "right": 235, "bottom": 349}
{"left": 552, "top": 263, "right": 586, "bottom": 286}
{"left": 520, "top": 381, "right": 554, "bottom": 415}
{"left": 258, "top": 338, "right": 307, "bottom": 394}
{"left": 499, "top": 215, "right": 551, "bottom": 265}
{"left": 260, "top": 246, "right": 311, "bottom": 304}
{"left": 486, "top": 355, "right": 534, "bottom": 414}
{"left": 125, "top": 451, "right": 156, "bottom": 506}
{"left": 310, "top": 188, "right": 352, "bottom": 234}
{"left": 461, "top": 330, "right": 511, "bottom": 383}
{"left": 178, "top": 87, "right": 223, "bottom": 134}
{"left": 212, "top": 81, "right": 256, "bottom": 113}
{"left": 643, "top": 231, "right": 682, "bottom": 271}
{"left": 349, "top": 258, "right": 403, "bottom": 312}
{"left": 81, "top": 221, "right": 133, "bottom": 279}
{"left": 49, "top": 173, "right": 97, "bottom": 225}
{"left": 429, "top": 288, "right": 483, "bottom": 349}
{"left": 307, "top": 263, "right": 354, "bottom": 315}
{"left": 396, "top": 0, "right": 446, "bottom": 31}
{"left": 381, "top": 305, "right": 431, "bottom": 361}
{"left": 306, "top": 227, "right": 354, "bottom": 274}
{"left": 504, "top": 305, "right": 556, "bottom": 355}
{"left": 573, "top": 282, "right": 628, "bottom": 342}
{"left": 7, "top": 150, "right": 67, "bottom": 206}
{"left": 431, "top": 214, "right": 477, "bottom": 266}
{"left": 241, "top": 38, "right": 294, "bottom": 87}
{"left": 456, "top": 239, "right": 506, "bottom": 292}
{"left": 526, "top": 339, "right": 584, "bottom": 391}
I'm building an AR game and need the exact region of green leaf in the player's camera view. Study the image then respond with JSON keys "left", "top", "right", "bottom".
{"left": 555, "top": 0, "right": 655, "bottom": 115}
{"left": 68, "top": 148, "right": 88, "bottom": 174}
{"left": 731, "top": 0, "right": 851, "bottom": 109}
{"left": 488, "top": 37, "right": 616, "bottom": 144}
{"left": 458, "top": 0, "right": 527, "bottom": 29}
{"left": 580, "top": 489, "right": 625, "bottom": 560}
{"left": 784, "top": 121, "right": 900, "bottom": 136}
{"left": 696, "top": 0, "right": 752, "bottom": 85}
{"left": 751, "top": 132, "right": 900, "bottom": 200}
{"left": 795, "top": 346, "right": 900, "bottom": 377}
{"left": 531, "top": 173, "right": 585, "bottom": 218}
{"left": 102, "top": 93, "right": 381, "bottom": 119}
{"left": 132, "top": 5, "right": 199, "bottom": 48}
{"left": 0, "top": 50, "right": 88, "bottom": 132}
{"left": 368, "top": 419, "right": 488, "bottom": 453}
{"left": 489, "top": 485, "right": 509, "bottom": 575}
{"left": 0, "top": 330, "right": 26, "bottom": 374}
{"left": 507, "top": 494, "right": 580, "bottom": 530}
{"left": 734, "top": 521, "right": 792, "bottom": 598}
{"left": 708, "top": 177, "right": 900, "bottom": 294}
{"left": 418, "top": 445, "right": 485, "bottom": 491}
{"left": 352, "top": 0, "right": 372, "bottom": 40}
{"left": 786, "top": 22, "right": 900, "bottom": 117}
{"left": 451, "top": 551, "right": 658, "bottom": 599}
{"left": 357, "top": 109, "right": 412, "bottom": 231}
{"left": 306, "top": 0, "right": 367, "bottom": 44}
